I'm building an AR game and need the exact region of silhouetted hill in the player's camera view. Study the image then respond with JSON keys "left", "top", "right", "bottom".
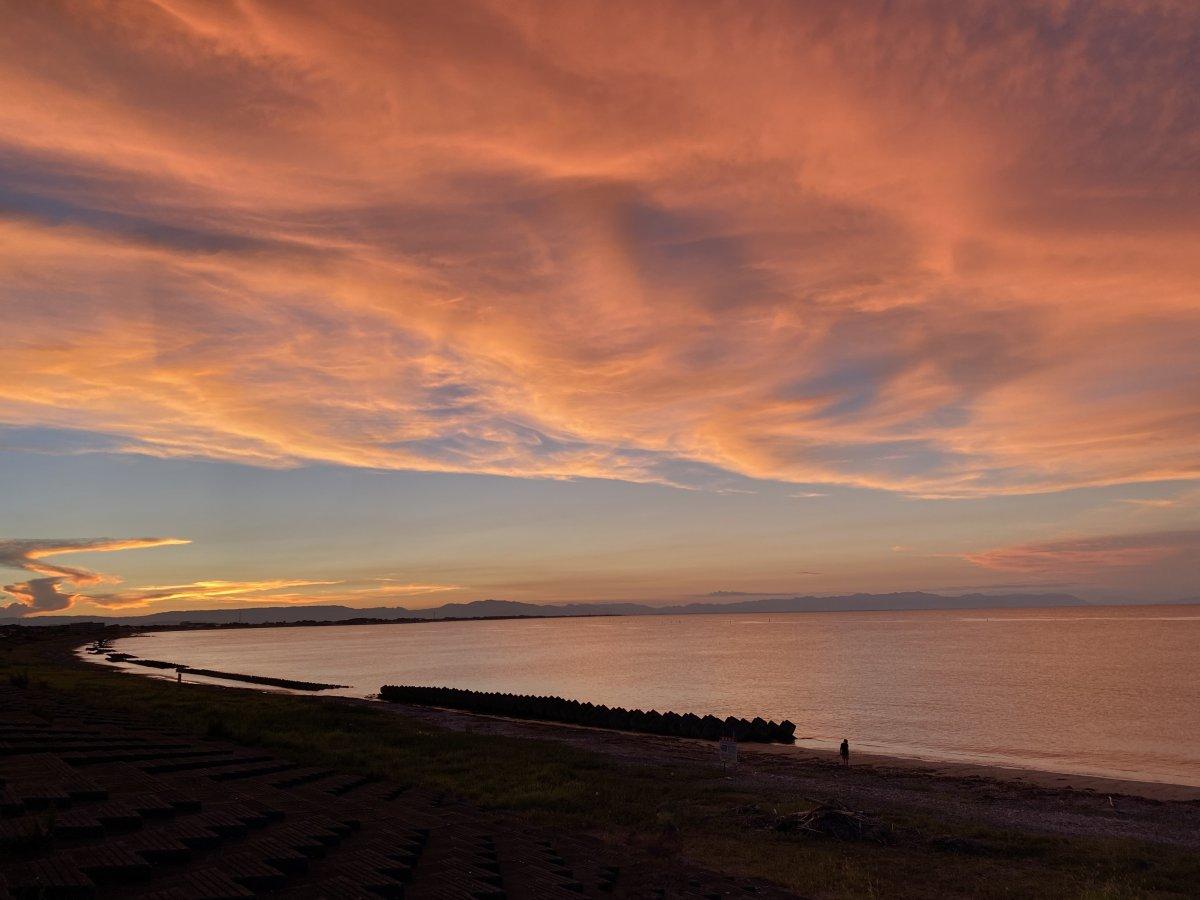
{"left": 1, "top": 591, "right": 1091, "bottom": 626}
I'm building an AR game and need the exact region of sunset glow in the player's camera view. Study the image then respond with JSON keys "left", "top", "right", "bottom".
{"left": 2, "top": 1, "right": 1197, "bottom": 615}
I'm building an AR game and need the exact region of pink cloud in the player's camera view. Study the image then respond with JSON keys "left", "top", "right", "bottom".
{"left": 965, "top": 530, "right": 1200, "bottom": 577}
{"left": 0, "top": 2, "right": 1196, "bottom": 497}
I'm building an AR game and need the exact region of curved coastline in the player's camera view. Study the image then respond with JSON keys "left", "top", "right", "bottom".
{"left": 85, "top": 633, "right": 1200, "bottom": 800}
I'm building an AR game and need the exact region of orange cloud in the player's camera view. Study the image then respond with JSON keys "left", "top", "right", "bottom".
{"left": 0, "top": 2, "right": 1197, "bottom": 497}
{"left": 0, "top": 537, "right": 191, "bottom": 615}
{"left": 965, "top": 530, "right": 1200, "bottom": 577}
{"left": 353, "top": 582, "right": 463, "bottom": 596}
{"left": 82, "top": 579, "right": 343, "bottom": 610}
{"left": 0, "top": 536, "right": 469, "bottom": 615}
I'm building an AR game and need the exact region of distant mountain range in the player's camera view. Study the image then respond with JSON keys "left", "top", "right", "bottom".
{"left": 1, "top": 591, "right": 1095, "bottom": 627}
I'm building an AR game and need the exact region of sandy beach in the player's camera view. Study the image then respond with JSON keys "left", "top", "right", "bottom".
{"left": 89, "top": 641, "right": 1200, "bottom": 806}
{"left": 5, "top": 627, "right": 1200, "bottom": 898}
{"left": 87, "top": 653, "right": 1200, "bottom": 858}
{"left": 337, "top": 692, "right": 1200, "bottom": 803}
{"left": 346, "top": 695, "right": 1200, "bottom": 850}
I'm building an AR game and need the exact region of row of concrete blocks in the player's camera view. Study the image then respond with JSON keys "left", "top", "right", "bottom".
{"left": 378, "top": 685, "right": 797, "bottom": 743}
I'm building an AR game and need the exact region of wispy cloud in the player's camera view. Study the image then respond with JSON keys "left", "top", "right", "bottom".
{"left": 924, "top": 581, "right": 1080, "bottom": 593}
{"left": 0, "top": 537, "right": 189, "bottom": 615}
{"left": 965, "top": 530, "right": 1200, "bottom": 577}
{"left": 332, "top": 582, "right": 463, "bottom": 599}
{"left": 82, "top": 579, "right": 344, "bottom": 610}
{"left": 0, "top": 3, "right": 1196, "bottom": 498}
{"left": 1117, "top": 488, "right": 1200, "bottom": 510}
{"left": 0, "top": 537, "right": 468, "bottom": 615}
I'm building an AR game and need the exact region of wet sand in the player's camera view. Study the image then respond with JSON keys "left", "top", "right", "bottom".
{"left": 754, "top": 741, "right": 1200, "bottom": 803}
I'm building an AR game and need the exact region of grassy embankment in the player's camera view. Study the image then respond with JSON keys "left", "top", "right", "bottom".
{"left": 3, "top": 628, "right": 1198, "bottom": 899}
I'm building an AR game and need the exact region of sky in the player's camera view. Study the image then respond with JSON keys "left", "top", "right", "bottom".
{"left": 1, "top": 0, "right": 1197, "bottom": 617}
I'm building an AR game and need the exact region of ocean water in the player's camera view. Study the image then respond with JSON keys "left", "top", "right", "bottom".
{"left": 106, "top": 606, "right": 1200, "bottom": 786}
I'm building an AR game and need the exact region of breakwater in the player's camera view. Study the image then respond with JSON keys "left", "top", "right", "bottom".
{"left": 378, "top": 684, "right": 797, "bottom": 743}
{"left": 101, "top": 652, "right": 347, "bottom": 691}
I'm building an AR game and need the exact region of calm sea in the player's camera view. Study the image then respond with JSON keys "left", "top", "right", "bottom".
{"left": 106, "top": 606, "right": 1200, "bottom": 786}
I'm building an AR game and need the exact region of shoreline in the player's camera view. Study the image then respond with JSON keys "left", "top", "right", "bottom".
{"left": 87, "top": 644, "right": 1200, "bottom": 802}
{"left": 355, "top": 694, "right": 1200, "bottom": 803}
{"left": 765, "top": 740, "right": 1200, "bottom": 803}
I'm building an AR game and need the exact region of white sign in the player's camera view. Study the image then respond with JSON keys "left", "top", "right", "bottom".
{"left": 719, "top": 736, "right": 737, "bottom": 770}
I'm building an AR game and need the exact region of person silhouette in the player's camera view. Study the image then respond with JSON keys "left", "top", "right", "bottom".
{"left": 839, "top": 738, "right": 850, "bottom": 766}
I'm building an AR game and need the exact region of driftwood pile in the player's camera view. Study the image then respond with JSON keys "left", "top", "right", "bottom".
{"left": 378, "top": 684, "right": 796, "bottom": 743}
{"left": 774, "top": 804, "right": 895, "bottom": 843}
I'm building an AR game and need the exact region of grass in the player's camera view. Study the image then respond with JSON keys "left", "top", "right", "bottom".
{"left": 3, "top": 628, "right": 1198, "bottom": 898}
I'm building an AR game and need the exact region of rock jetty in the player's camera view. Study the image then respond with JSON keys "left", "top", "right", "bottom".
{"left": 181, "top": 667, "right": 348, "bottom": 691}
{"left": 102, "top": 654, "right": 346, "bottom": 691}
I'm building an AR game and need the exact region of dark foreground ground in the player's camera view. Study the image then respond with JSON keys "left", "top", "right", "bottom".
{"left": 3, "top": 628, "right": 1200, "bottom": 899}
